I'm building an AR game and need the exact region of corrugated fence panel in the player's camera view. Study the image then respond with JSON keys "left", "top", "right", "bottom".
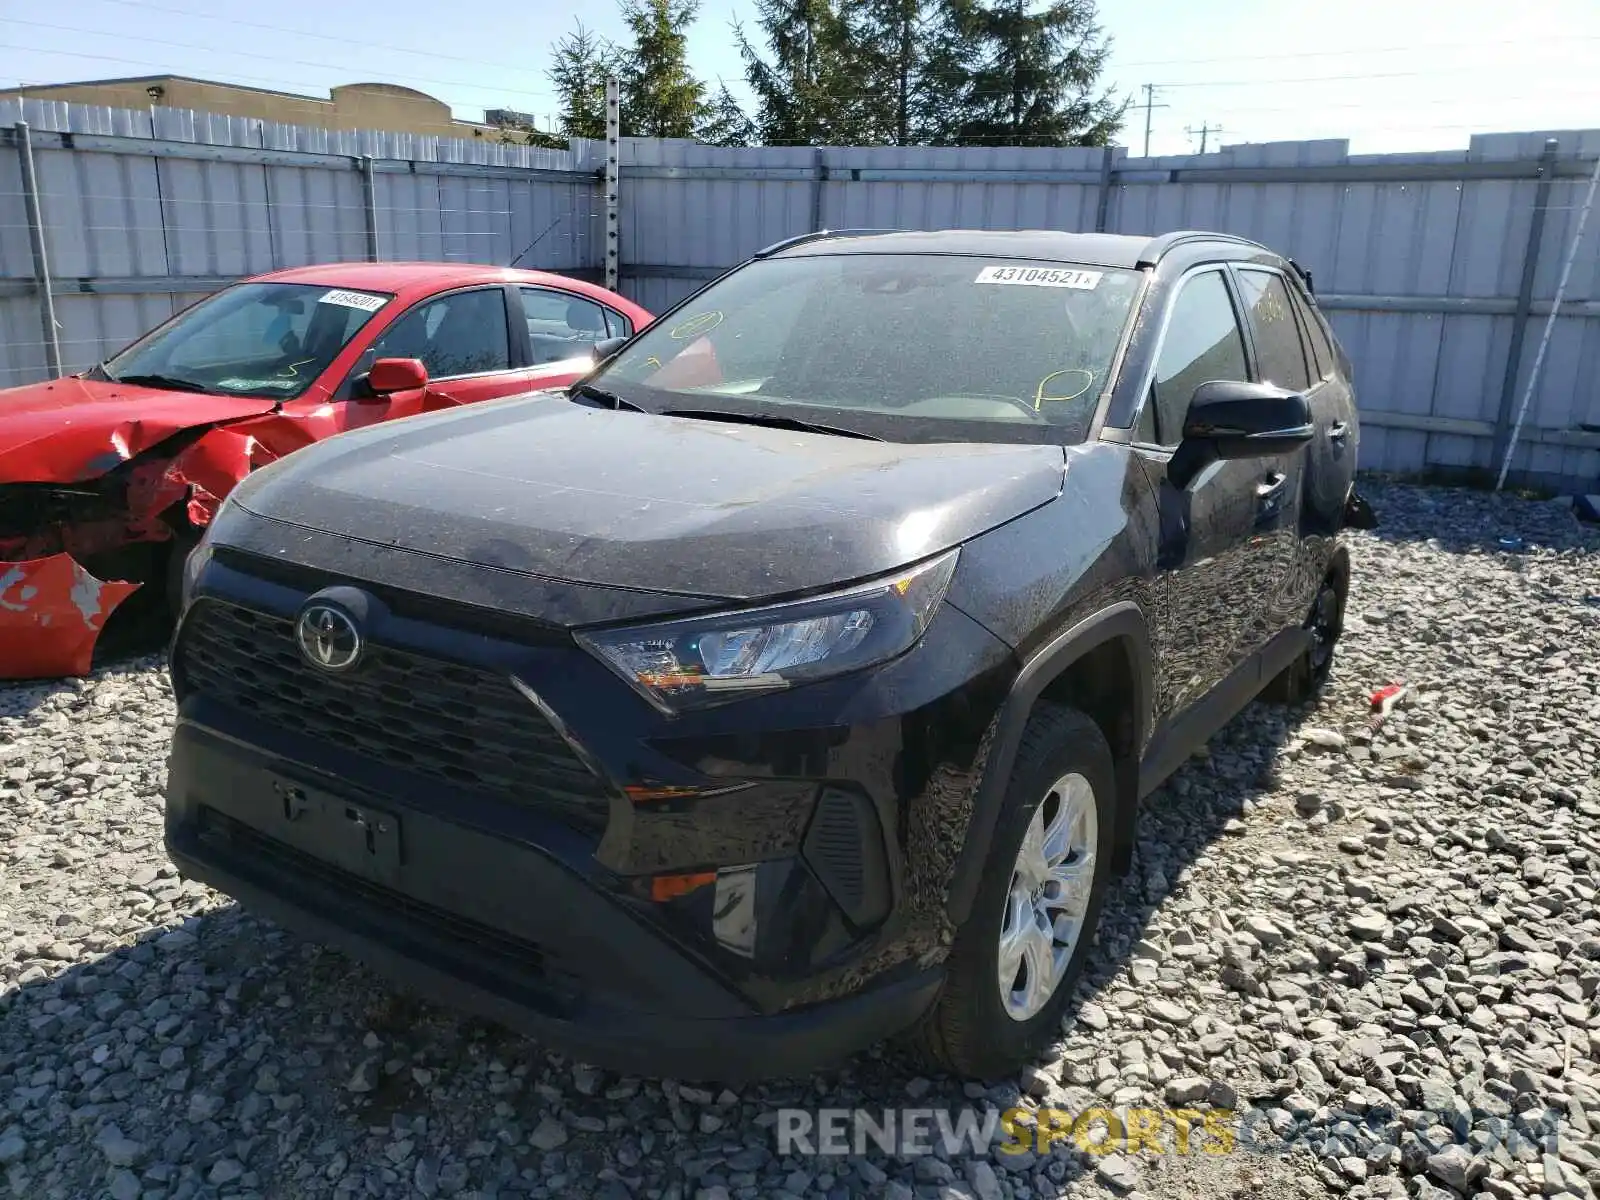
{"left": 0, "top": 96, "right": 605, "bottom": 385}
{"left": 262, "top": 165, "right": 367, "bottom": 266}
{"left": 376, "top": 172, "right": 446, "bottom": 262}
{"left": 2, "top": 96, "right": 1598, "bottom": 491}
{"left": 1517, "top": 130, "right": 1600, "bottom": 485}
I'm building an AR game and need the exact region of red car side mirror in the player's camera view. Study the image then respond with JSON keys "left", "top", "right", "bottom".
{"left": 367, "top": 357, "right": 428, "bottom": 394}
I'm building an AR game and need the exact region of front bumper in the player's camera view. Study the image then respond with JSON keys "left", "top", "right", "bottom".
{"left": 164, "top": 545, "right": 1014, "bottom": 1074}
{"left": 0, "top": 553, "right": 141, "bottom": 678}
{"left": 166, "top": 723, "right": 940, "bottom": 1080}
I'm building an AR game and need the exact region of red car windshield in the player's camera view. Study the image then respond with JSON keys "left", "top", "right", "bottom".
{"left": 102, "top": 282, "right": 392, "bottom": 399}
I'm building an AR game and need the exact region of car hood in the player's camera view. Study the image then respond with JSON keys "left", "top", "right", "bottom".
{"left": 233, "top": 399, "right": 1066, "bottom": 602}
{"left": 0, "top": 375, "right": 279, "bottom": 483}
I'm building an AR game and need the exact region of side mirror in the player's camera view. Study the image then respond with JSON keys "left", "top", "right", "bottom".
{"left": 591, "top": 335, "right": 629, "bottom": 364}
{"left": 1183, "top": 380, "right": 1313, "bottom": 458}
{"left": 367, "top": 357, "right": 428, "bottom": 395}
{"left": 1169, "top": 380, "right": 1313, "bottom": 487}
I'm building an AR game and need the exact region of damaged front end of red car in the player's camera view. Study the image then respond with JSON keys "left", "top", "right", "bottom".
{"left": 0, "top": 424, "right": 292, "bottom": 679}
{"left": 0, "top": 429, "right": 274, "bottom": 679}
{"left": 0, "top": 453, "right": 183, "bottom": 677}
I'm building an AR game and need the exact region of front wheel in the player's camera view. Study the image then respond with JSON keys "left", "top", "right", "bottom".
{"left": 910, "top": 704, "right": 1115, "bottom": 1079}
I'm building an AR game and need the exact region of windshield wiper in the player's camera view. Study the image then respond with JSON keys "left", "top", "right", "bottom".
{"left": 663, "top": 407, "right": 882, "bottom": 441}
{"left": 107, "top": 372, "right": 211, "bottom": 394}
{"left": 572, "top": 381, "right": 644, "bottom": 412}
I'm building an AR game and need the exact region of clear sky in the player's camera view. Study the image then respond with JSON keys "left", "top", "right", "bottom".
{"left": 4, "top": 0, "right": 1598, "bottom": 156}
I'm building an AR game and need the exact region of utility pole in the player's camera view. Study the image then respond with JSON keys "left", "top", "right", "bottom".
{"left": 1185, "top": 122, "right": 1223, "bottom": 153}
{"left": 1139, "top": 84, "right": 1169, "bottom": 158}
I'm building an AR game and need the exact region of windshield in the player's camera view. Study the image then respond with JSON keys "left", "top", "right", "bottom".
{"left": 102, "top": 282, "right": 391, "bottom": 399}
{"left": 592, "top": 253, "right": 1143, "bottom": 442}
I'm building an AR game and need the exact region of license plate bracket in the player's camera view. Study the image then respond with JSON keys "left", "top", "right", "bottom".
{"left": 270, "top": 776, "right": 402, "bottom": 886}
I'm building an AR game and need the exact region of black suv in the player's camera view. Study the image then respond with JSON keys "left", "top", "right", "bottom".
{"left": 165, "top": 229, "right": 1371, "bottom": 1081}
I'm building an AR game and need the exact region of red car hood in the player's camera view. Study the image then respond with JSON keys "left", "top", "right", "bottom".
{"left": 0, "top": 375, "right": 279, "bottom": 483}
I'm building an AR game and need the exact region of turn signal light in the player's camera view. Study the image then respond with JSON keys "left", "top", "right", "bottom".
{"left": 649, "top": 872, "right": 717, "bottom": 902}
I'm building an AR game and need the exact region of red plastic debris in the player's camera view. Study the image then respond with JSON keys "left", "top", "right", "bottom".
{"left": 1368, "top": 681, "right": 1410, "bottom": 734}
{"left": 0, "top": 554, "right": 140, "bottom": 679}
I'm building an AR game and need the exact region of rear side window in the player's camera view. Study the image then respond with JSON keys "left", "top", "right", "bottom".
{"left": 1150, "top": 270, "right": 1249, "bottom": 445}
{"left": 521, "top": 287, "right": 618, "bottom": 365}
{"left": 1287, "top": 286, "right": 1335, "bottom": 381}
{"left": 1236, "top": 269, "right": 1312, "bottom": 392}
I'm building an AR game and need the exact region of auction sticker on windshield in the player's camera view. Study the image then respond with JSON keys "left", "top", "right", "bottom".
{"left": 974, "top": 266, "right": 1102, "bottom": 289}
{"left": 319, "top": 289, "right": 388, "bottom": 312}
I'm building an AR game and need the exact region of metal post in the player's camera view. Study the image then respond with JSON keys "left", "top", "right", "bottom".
{"left": 14, "top": 121, "right": 62, "bottom": 377}
{"left": 605, "top": 77, "right": 620, "bottom": 293}
{"left": 1094, "top": 145, "right": 1115, "bottom": 233}
{"left": 1491, "top": 139, "right": 1559, "bottom": 473}
{"left": 1496, "top": 149, "right": 1600, "bottom": 490}
{"left": 360, "top": 154, "right": 380, "bottom": 262}
{"left": 1139, "top": 84, "right": 1167, "bottom": 158}
{"left": 810, "top": 146, "right": 827, "bottom": 232}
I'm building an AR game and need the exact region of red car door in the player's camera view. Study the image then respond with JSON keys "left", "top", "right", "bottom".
{"left": 331, "top": 285, "right": 539, "bottom": 430}
{"left": 331, "top": 283, "right": 642, "bottom": 431}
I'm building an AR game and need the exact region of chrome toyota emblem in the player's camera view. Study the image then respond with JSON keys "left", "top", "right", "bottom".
{"left": 295, "top": 604, "right": 362, "bottom": 672}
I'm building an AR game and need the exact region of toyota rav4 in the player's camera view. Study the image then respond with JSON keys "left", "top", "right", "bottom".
{"left": 164, "top": 229, "right": 1374, "bottom": 1081}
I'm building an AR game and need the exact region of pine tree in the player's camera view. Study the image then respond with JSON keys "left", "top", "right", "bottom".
{"left": 848, "top": 0, "right": 932, "bottom": 145}
{"left": 548, "top": 23, "right": 620, "bottom": 141}
{"left": 930, "top": 0, "right": 1123, "bottom": 146}
{"left": 735, "top": 0, "right": 868, "bottom": 145}
{"left": 696, "top": 82, "right": 759, "bottom": 146}
{"left": 618, "top": 0, "right": 707, "bottom": 139}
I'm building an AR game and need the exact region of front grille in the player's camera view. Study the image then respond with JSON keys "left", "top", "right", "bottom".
{"left": 196, "top": 807, "right": 580, "bottom": 1006}
{"left": 177, "top": 601, "right": 610, "bottom": 835}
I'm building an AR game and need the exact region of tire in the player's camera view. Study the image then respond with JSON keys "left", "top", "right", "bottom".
{"left": 1262, "top": 569, "right": 1345, "bottom": 704}
{"left": 910, "top": 704, "right": 1116, "bottom": 1079}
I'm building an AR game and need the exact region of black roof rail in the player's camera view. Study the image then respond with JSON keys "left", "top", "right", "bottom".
{"left": 1134, "top": 229, "right": 1269, "bottom": 268}
{"left": 752, "top": 228, "right": 904, "bottom": 258}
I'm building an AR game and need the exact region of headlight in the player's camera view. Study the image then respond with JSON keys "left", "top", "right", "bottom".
{"left": 577, "top": 550, "right": 959, "bottom": 712}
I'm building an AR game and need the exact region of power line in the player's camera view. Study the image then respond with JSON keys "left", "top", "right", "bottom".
{"left": 1113, "top": 32, "right": 1600, "bottom": 70}
{"left": 77, "top": 0, "right": 570, "bottom": 85}
{"left": 1151, "top": 60, "right": 1597, "bottom": 89}
{"left": 6, "top": 18, "right": 564, "bottom": 105}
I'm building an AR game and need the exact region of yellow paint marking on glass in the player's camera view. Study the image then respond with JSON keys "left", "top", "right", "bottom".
{"left": 669, "top": 311, "right": 724, "bottom": 339}
{"left": 1033, "top": 368, "right": 1095, "bottom": 410}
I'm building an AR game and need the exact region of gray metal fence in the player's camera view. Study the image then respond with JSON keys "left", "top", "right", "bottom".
{"left": 0, "top": 98, "right": 603, "bottom": 392}
{"left": 4, "top": 97, "right": 1599, "bottom": 493}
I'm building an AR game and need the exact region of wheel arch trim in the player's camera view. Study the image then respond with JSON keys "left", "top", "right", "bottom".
{"left": 945, "top": 600, "right": 1153, "bottom": 925}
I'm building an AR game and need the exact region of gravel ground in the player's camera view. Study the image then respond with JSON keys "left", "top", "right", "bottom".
{"left": 2, "top": 481, "right": 1599, "bottom": 1200}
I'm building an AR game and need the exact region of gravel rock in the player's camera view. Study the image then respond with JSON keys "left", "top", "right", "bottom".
{"left": 1096, "top": 1153, "right": 1140, "bottom": 1192}
{"left": 1426, "top": 1143, "right": 1486, "bottom": 1191}
{"left": 1, "top": 484, "right": 1596, "bottom": 1200}
{"left": 529, "top": 1115, "right": 569, "bottom": 1151}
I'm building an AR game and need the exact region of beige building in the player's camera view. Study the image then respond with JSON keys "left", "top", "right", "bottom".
{"left": 1, "top": 75, "right": 506, "bottom": 139}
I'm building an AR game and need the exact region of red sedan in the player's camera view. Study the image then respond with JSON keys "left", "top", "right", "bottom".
{"left": 0, "top": 262, "right": 652, "bottom": 678}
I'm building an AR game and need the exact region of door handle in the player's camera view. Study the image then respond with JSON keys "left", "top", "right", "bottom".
{"left": 1328, "top": 421, "right": 1350, "bottom": 442}
{"left": 1256, "top": 472, "right": 1287, "bottom": 499}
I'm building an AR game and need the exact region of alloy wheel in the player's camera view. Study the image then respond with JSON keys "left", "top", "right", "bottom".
{"left": 997, "top": 772, "right": 1098, "bottom": 1022}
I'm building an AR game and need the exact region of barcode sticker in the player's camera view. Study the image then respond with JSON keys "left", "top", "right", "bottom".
{"left": 974, "top": 265, "right": 1102, "bottom": 289}
{"left": 320, "top": 289, "right": 388, "bottom": 312}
